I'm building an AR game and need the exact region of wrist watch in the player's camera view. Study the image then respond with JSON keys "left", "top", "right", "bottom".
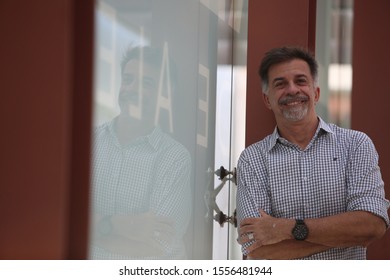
{"left": 98, "top": 215, "right": 113, "bottom": 236}
{"left": 292, "top": 219, "right": 309, "bottom": 241}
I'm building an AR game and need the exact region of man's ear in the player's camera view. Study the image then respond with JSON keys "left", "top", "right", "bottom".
{"left": 262, "top": 93, "right": 272, "bottom": 109}
{"left": 314, "top": 86, "right": 320, "bottom": 104}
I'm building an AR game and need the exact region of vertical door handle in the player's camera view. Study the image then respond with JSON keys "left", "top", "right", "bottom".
{"left": 204, "top": 166, "right": 237, "bottom": 227}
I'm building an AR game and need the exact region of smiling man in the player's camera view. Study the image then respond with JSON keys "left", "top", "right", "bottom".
{"left": 236, "top": 46, "right": 389, "bottom": 259}
{"left": 90, "top": 46, "right": 191, "bottom": 259}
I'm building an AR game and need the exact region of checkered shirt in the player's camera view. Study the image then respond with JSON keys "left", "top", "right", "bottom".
{"left": 236, "top": 118, "right": 390, "bottom": 259}
{"left": 90, "top": 119, "right": 192, "bottom": 259}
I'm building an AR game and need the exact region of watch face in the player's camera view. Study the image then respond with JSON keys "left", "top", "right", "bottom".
{"left": 292, "top": 221, "right": 308, "bottom": 241}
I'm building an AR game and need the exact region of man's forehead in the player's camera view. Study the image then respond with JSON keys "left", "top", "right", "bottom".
{"left": 268, "top": 59, "right": 311, "bottom": 79}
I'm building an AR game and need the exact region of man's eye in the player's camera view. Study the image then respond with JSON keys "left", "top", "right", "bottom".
{"left": 296, "top": 78, "right": 308, "bottom": 85}
{"left": 274, "top": 82, "right": 284, "bottom": 88}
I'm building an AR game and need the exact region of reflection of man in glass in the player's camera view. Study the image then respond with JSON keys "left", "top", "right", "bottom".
{"left": 90, "top": 46, "right": 191, "bottom": 259}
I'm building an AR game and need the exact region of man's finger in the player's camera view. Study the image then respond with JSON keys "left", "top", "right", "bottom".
{"left": 259, "top": 209, "right": 269, "bottom": 217}
{"left": 246, "top": 240, "right": 262, "bottom": 253}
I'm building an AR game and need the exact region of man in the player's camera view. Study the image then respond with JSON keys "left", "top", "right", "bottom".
{"left": 90, "top": 46, "right": 192, "bottom": 259}
{"left": 236, "top": 46, "right": 389, "bottom": 259}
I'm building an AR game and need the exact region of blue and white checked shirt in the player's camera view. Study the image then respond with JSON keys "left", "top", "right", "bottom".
{"left": 236, "top": 118, "right": 389, "bottom": 259}
{"left": 90, "top": 119, "right": 192, "bottom": 259}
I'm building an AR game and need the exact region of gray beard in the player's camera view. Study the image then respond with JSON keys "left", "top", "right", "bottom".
{"left": 282, "top": 105, "right": 308, "bottom": 121}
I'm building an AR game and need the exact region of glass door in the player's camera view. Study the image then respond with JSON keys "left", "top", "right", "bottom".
{"left": 89, "top": 0, "right": 247, "bottom": 260}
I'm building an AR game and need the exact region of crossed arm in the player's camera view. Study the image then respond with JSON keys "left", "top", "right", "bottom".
{"left": 92, "top": 212, "right": 176, "bottom": 257}
{"left": 238, "top": 209, "right": 387, "bottom": 260}
{"left": 237, "top": 139, "right": 390, "bottom": 259}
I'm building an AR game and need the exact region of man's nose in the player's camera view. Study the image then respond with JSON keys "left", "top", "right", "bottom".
{"left": 286, "top": 81, "right": 300, "bottom": 94}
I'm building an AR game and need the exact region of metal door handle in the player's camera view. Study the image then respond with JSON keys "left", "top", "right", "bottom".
{"left": 214, "top": 165, "right": 236, "bottom": 184}
{"left": 204, "top": 166, "right": 237, "bottom": 227}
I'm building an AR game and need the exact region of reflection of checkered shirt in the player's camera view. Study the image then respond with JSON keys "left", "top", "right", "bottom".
{"left": 237, "top": 118, "right": 390, "bottom": 259}
{"left": 90, "top": 119, "right": 191, "bottom": 259}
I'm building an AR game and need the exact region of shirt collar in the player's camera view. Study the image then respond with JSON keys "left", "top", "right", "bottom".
{"left": 107, "top": 118, "right": 164, "bottom": 151}
{"left": 147, "top": 126, "right": 164, "bottom": 151}
{"left": 317, "top": 117, "right": 333, "bottom": 134}
{"left": 267, "top": 117, "right": 334, "bottom": 151}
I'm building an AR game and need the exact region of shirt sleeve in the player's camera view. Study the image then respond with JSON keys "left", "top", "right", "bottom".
{"left": 346, "top": 132, "right": 390, "bottom": 227}
{"left": 150, "top": 145, "right": 192, "bottom": 255}
{"left": 236, "top": 146, "right": 271, "bottom": 255}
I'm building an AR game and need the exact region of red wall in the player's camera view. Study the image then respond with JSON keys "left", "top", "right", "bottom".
{"left": 0, "top": 0, "right": 93, "bottom": 259}
{"left": 352, "top": 0, "right": 390, "bottom": 259}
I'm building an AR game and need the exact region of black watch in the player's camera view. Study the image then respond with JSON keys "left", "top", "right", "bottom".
{"left": 292, "top": 219, "right": 309, "bottom": 241}
{"left": 98, "top": 215, "right": 113, "bottom": 236}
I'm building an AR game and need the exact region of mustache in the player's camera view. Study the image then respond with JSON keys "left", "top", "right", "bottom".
{"left": 279, "top": 95, "right": 309, "bottom": 105}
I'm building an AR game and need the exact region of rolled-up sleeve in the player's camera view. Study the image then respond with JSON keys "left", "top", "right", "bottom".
{"left": 346, "top": 133, "right": 390, "bottom": 227}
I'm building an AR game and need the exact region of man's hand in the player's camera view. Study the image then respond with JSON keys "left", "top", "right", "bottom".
{"left": 237, "top": 209, "right": 387, "bottom": 258}
{"left": 113, "top": 212, "right": 175, "bottom": 245}
{"left": 92, "top": 212, "right": 176, "bottom": 257}
{"left": 238, "top": 209, "right": 294, "bottom": 253}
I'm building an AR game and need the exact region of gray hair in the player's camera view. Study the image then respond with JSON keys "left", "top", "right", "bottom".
{"left": 258, "top": 46, "right": 318, "bottom": 94}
